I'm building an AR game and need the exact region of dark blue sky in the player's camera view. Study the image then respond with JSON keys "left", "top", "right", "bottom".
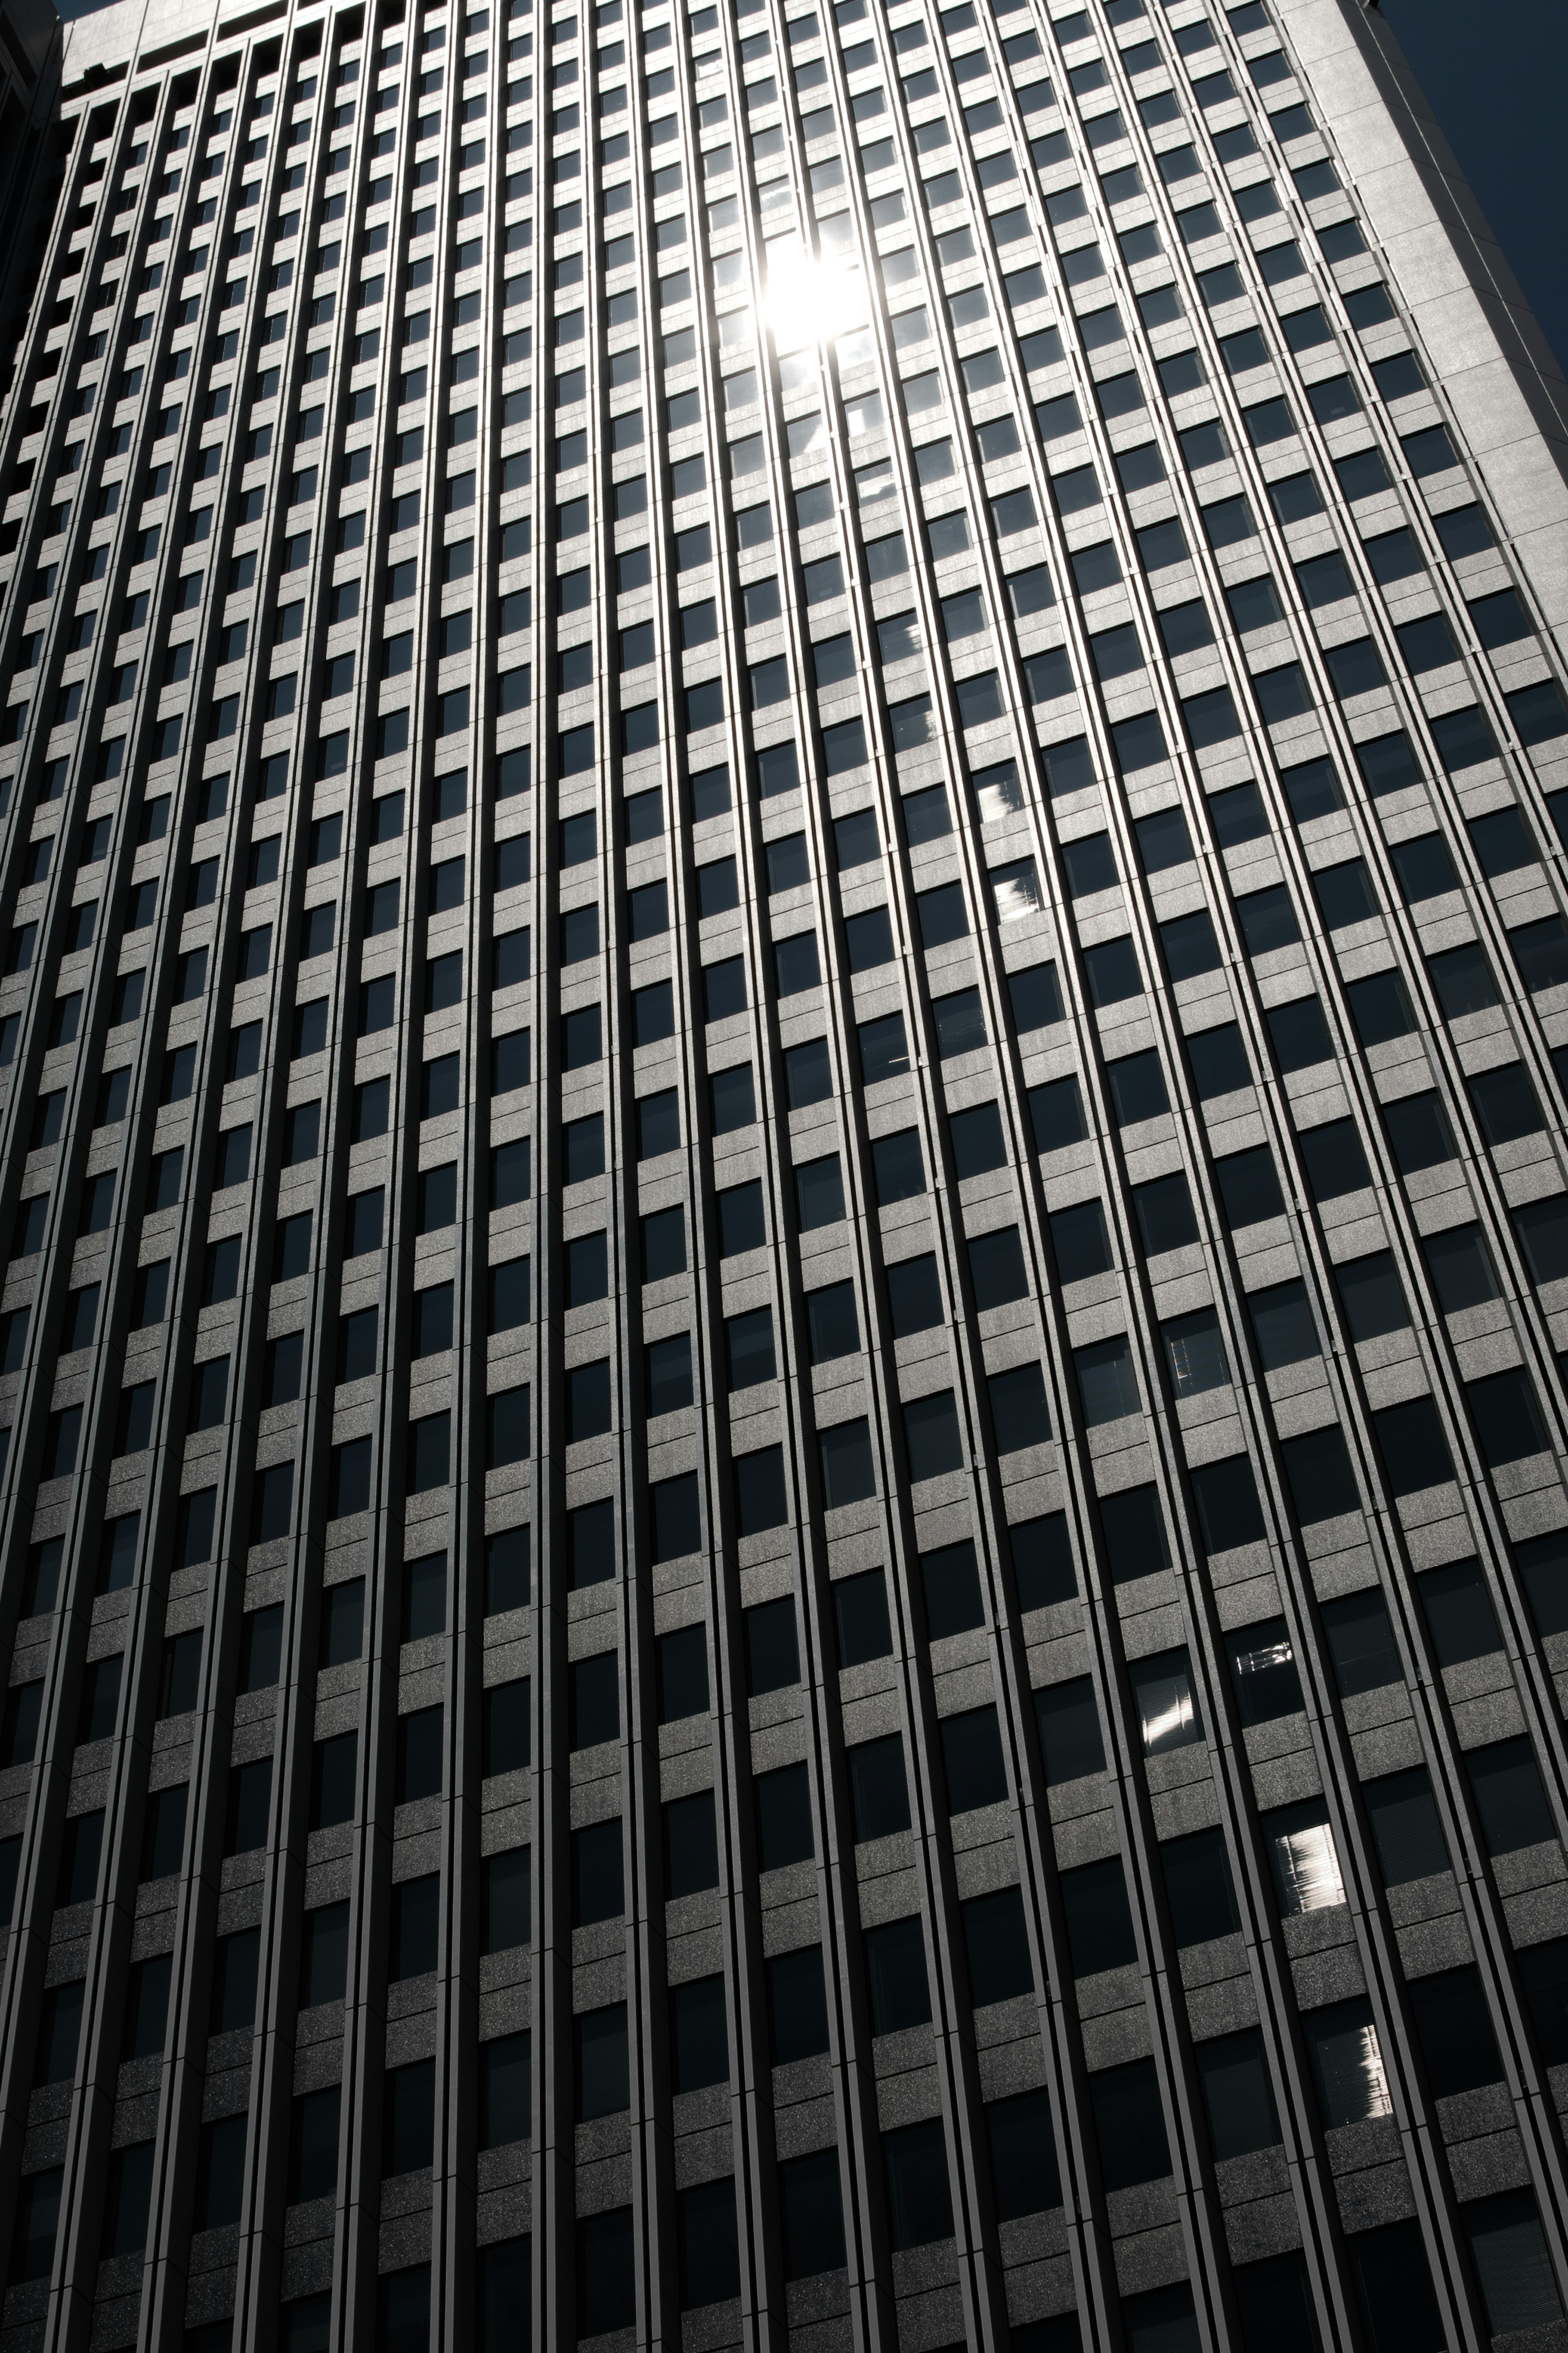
{"left": 1380, "top": 0, "right": 1568, "bottom": 375}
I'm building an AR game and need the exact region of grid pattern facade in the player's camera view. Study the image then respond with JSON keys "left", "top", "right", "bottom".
{"left": 2, "top": 0, "right": 1568, "bottom": 2345}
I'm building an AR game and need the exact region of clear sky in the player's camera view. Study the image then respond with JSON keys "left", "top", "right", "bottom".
{"left": 1376, "top": 0, "right": 1568, "bottom": 377}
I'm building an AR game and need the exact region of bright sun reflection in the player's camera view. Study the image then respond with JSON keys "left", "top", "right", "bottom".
{"left": 765, "top": 245, "right": 869, "bottom": 352}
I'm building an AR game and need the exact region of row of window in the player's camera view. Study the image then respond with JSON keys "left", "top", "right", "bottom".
{"left": 11, "top": 1129, "right": 1566, "bottom": 1570}
{"left": 15, "top": 892, "right": 1568, "bottom": 1265}
{"left": 21, "top": 392, "right": 1541, "bottom": 882}
{"left": 11, "top": 786, "right": 1568, "bottom": 1179}
{"left": 10, "top": 1845, "right": 1567, "bottom": 2268}
{"left": 9, "top": 1513, "right": 1566, "bottom": 2022}
{"left": 9, "top": 1556, "right": 1568, "bottom": 2327}
{"left": 8, "top": 2169, "right": 1553, "bottom": 2352}
{"left": 7, "top": 746, "right": 1566, "bottom": 1311}
{"left": 63, "top": 0, "right": 1211, "bottom": 393}
{"left": 3, "top": 129, "right": 1561, "bottom": 2353}
{"left": 3, "top": 0, "right": 1457, "bottom": 762}
{"left": 21, "top": 475, "right": 1534, "bottom": 783}
{"left": 6, "top": 32, "right": 1542, "bottom": 1562}
{"left": 10, "top": 664, "right": 1564, "bottom": 1309}
{"left": 27, "top": 1486, "right": 1555, "bottom": 1823}
{"left": 9, "top": 674, "right": 1556, "bottom": 956}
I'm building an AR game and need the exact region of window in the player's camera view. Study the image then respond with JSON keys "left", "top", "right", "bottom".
{"left": 664, "top": 1976, "right": 729, "bottom": 2102}
{"left": 103, "top": 2143, "right": 156, "bottom": 2255}
{"left": 1162, "top": 1307, "right": 1228, "bottom": 1396}
{"left": 1372, "top": 1395, "right": 1453, "bottom": 1496}
{"left": 1476, "top": 1063, "right": 1542, "bottom": 1143}
{"left": 848, "top": 1735, "right": 911, "bottom": 1840}
{"left": 574, "top": 2210, "right": 634, "bottom": 2335}
{"left": 1030, "top": 1077, "right": 1087, "bottom": 1153}
{"left": 226, "top": 1758, "right": 274, "bottom": 1853}
{"left": 864, "top": 1917, "right": 930, "bottom": 2034}
{"left": 1035, "top": 1677, "right": 1105, "bottom": 1784}
{"left": 1229, "top": 1619, "right": 1303, "bottom": 1725}
{"left": 300, "top": 1902, "right": 350, "bottom": 2007}
{"left": 568, "top": 1654, "right": 619, "bottom": 1751}
{"left": 676, "top": 2179, "right": 740, "bottom": 2312}
{"left": 833, "top": 1568, "right": 892, "bottom": 1668}
{"left": 734, "top": 1445, "right": 786, "bottom": 1534}
{"left": 572, "top": 1820, "right": 626, "bottom": 1924}
{"left": 1305, "top": 1998, "right": 1391, "bottom": 2126}
{"left": 1264, "top": 1798, "right": 1343, "bottom": 1913}
{"left": 319, "top": 1580, "right": 364, "bottom": 1667}
{"left": 755, "top": 1763, "right": 813, "bottom": 1869}
{"left": 238, "top": 1605, "right": 282, "bottom": 1693}
{"left": 483, "top": 1849, "right": 531, "bottom": 1954}
{"left": 969, "top": 1226, "right": 1029, "bottom": 1309}
{"left": 1196, "top": 2029, "right": 1279, "bottom": 2159}
{"left": 1129, "top": 1650, "right": 1202, "bottom": 1753}
{"left": 1466, "top": 1737, "right": 1557, "bottom": 1856}
{"left": 1269, "top": 996, "right": 1334, "bottom": 1073}
{"left": 1322, "top": 1588, "right": 1402, "bottom": 1698}
{"left": 1215, "top": 1147, "right": 1283, "bottom": 1230}
{"left": 1099, "top": 1485, "right": 1169, "bottom": 1583}
{"left": 1161, "top": 1829, "right": 1239, "bottom": 1947}
{"left": 1408, "top": 1965, "right": 1502, "bottom": 2098}
{"left": 37, "top": 1982, "right": 85, "bottom": 2084}
{"left": 1091, "top": 2059, "right": 1170, "bottom": 2189}
{"left": 1248, "top": 1278, "right": 1318, "bottom": 1369}
{"left": 806, "top": 1280, "right": 858, "bottom": 1362}
{"left": 1060, "top": 1856, "right": 1137, "bottom": 1975}
{"left": 950, "top": 1099, "right": 1008, "bottom": 1176}
{"left": 779, "top": 2150, "right": 846, "bottom": 2279}
{"left": 767, "top": 1947, "right": 830, "bottom": 2063}
{"left": 744, "top": 1599, "right": 799, "bottom": 1697}
{"left": 1075, "top": 1335, "right": 1140, "bottom": 1425}
{"left": 1133, "top": 1171, "right": 1194, "bottom": 1251}
{"left": 795, "top": 1158, "right": 844, "bottom": 1232}
{"left": 1341, "top": 968, "right": 1413, "bottom": 1051}
{"left": 482, "top": 1680, "right": 531, "bottom": 1778}
{"left": 1463, "top": 2190, "right": 1566, "bottom": 2340}
{"left": 1363, "top": 1767, "right": 1450, "bottom": 1885}
{"left": 1330, "top": 1253, "right": 1410, "bottom": 1349}
{"left": 1417, "top": 1555, "right": 1500, "bottom": 1667}
{"left": 871, "top": 1130, "right": 923, "bottom": 1202}
{"left": 882, "top": 2121, "right": 953, "bottom": 2249}
{"left": 480, "top": 2032, "right": 531, "bottom": 2150}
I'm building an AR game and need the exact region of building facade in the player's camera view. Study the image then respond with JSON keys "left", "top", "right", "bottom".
{"left": 1, "top": 0, "right": 1568, "bottom": 2342}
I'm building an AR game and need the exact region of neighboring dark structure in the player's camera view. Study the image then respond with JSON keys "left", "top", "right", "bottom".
{"left": 1, "top": 0, "right": 1568, "bottom": 2345}
{"left": 0, "top": 0, "right": 65, "bottom": 379}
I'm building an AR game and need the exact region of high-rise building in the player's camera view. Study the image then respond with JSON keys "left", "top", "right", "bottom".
{"left": 1, "top": 0, "right": 1568, "bottom": 2341}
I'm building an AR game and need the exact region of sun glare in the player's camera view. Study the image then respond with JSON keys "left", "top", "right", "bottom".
{"left": 765, "top": 244, "right": 869, "bottom": 353}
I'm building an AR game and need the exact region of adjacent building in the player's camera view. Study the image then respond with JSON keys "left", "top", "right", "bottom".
{"left": 2, "top": 0, "right": 1568, "bottom": 2345}
{"left": 0, "top": 0, "right": 66, "bottom": 375}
